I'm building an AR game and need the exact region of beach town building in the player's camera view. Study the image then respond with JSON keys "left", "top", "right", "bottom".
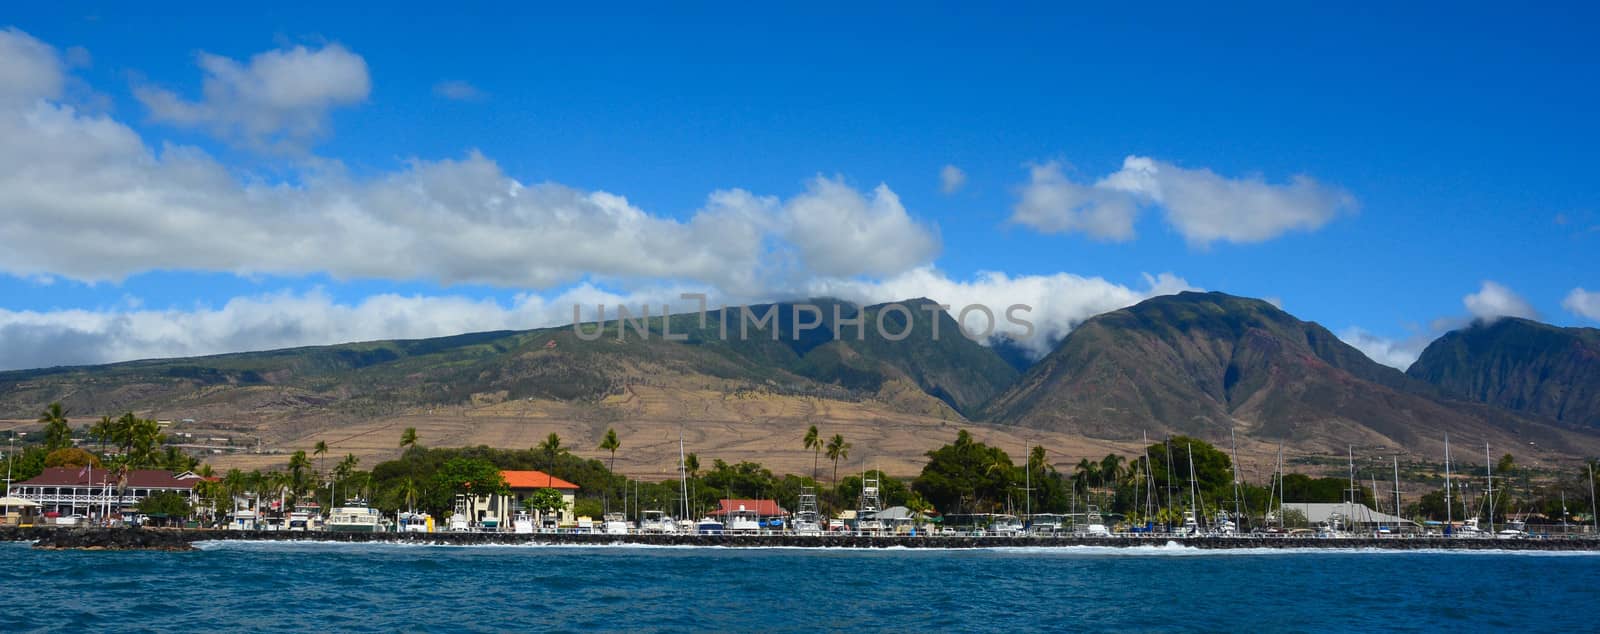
{"left": 1278, "top": 502, "right": 1420, "bottom": 532}
{"left": 707, "top": 499, "right": 788, "bottom": 526}
{"left": 11, "top": 467, "right": 207, "bottom": 520}
{"left": 467, "top": 470, "right": 579, "bottom": 527}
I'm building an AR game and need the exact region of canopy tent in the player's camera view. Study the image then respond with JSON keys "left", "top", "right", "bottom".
{"left": 0, "top": 496, "right": 40, "bottom": 507}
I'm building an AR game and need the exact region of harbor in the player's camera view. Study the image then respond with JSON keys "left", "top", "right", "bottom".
{"left": 12, "top": 526, "right": 1600, "bottom": 552}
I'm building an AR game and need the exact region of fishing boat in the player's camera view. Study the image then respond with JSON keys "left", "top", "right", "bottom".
{"left": 727, "top": 507, "right": 761, "bottom": 534}
{"left": 1082, "top": 506, "right": 1109, "bottom": 536}
{"left": 511, "top": 511, "right": 534, "bottom": 534}
{"left": 1211, "top": 510, "right": 1237, "bottom": 535}
{"left": 603, "top": 512, "right": 629, "bottom": 535}
{"left": 640, "top": 510, "right": 678, "bottom": 534}
{"left": 480, "top": 513, "right": 500, "bottom": 532}
{"left": 792, "top": 488, "right": 823, "bottom": 536}
{"left": 1178, "top": 510, "right": 1200, "bottom": 536}
{"left": 856, "top": 475, "right": 885, "bottom": 534}
{"left": 228, "top": 508, "right": 258, "bottom": 531}
{"left": 696, "top": 516, "right": 725, "bottom": 534}
{"left": 989, "top": 514, "right": 1024, "bottom": 536}
{"left": 1028, "top": 513, "right": 1067, "bottom": 535}
{"left": 400, "top": 511, "right": 433, "bottom": 533}
{"left": 327, "top": 500, "right": 383, "bottom": 533}
{"left": 446, "top": 513, "right": 471, "bottom": 532}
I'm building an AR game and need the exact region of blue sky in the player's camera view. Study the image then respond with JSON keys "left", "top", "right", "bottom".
{"left": 1, "top": 3, "right": 1597, "bottom": 370}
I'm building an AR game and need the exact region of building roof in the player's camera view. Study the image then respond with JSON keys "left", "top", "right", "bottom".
{"left": 17, "top": 467, "right": 204, "bottom": 490}
{"left": 708, "top": 499, "right": 786, "bottom": 517}
{"left": 1278, "top": 502, "right": 1418, "bottom": 527}
{"left": 500, "top": 470, "right": 579, "bottom": 490}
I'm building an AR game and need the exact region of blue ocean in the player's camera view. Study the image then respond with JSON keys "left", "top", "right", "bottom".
{"left": 3, "top": 541, "right": 1596, "bottom": 632}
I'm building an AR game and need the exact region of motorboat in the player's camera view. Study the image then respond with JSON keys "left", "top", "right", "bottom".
{"left": 792, "top": 488, "right": 823, "bottom": 536}
{"left": 327, "top": 501, "right": 383, "bottom": 533}
{"left": 603, "top": 512, "right": 629, "bottom": 535}
{"left": 480, "top": 513, "right": 500, "bottom": 532}
{"left": 1082, "top": 507, "right": 1109, "bottom": 536}
{"left": 696, "top": 517, "right": 725, "bottom": 534}
{"left": 1211, "top": 510, "right": 1237, "bottom": 535}
{"left": 640, "top": 510, "right": 678, "bottom": 534}
{"left": 512, "top": 512, "right": 534, "bottom": 534}
{"left": 447, "top": 513, "right": 471, "bottom": 532}
{"left": 1178, "top": 510, "right": 1200, "bottom": 536}
{"left": 989, "top": 514, "right": 1024, "bottom": 536}
{"left": 727, "top": 508, "right": 761, "bottom": 533}
{"left": 1028, "top": 513, "right": 1066, "bottom": 535}
{"left": 229, "top": 508, "right": 259, "bottom": 531}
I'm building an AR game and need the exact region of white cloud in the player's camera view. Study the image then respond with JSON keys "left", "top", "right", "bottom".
{"left": 1463, "top": 280, "right": 1538, "bottom": 321}
{"left": 1011, "top": 155, "right": 1355, "bottom": 246}
{"left": 433, "top": 80, "right": 486, "bottom": 101}
{"left": 779, "top": 176, "right": 940, "bottom": 279}
{"left": 134, "top": 42, "right": 370, "bottom": 151}
{"left": 1337, "top": 327, "right": 1425, "bottom": 371}
{"left": 0, "top": 30, "right": 935, "bottom": 292}
{"left": 0, "top": 27, "right": 65, "bottom": 104}
{"left": 1563, "top": 288, "right": 1600, "bottom": 322}
{"left": 1011, "top": 161, "right": 1140, "bottom": 240}
{"left": 939, "top": 164, "right": 966, "bottom": 194}
{"left": 809, "top": 267, "right": 1194, "bottom": 358}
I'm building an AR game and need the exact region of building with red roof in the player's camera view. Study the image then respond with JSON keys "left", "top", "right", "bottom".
{"left": 12, "top": 467, "right": 206, "bottom": 519}
{"left": 466, "top": 469, "right": 580, "bottom": 528}
{"left": 707, "top": 499, "right": 787, "bottom": 519}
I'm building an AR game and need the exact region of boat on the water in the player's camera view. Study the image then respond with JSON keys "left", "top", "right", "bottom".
{"left": 696, "top": 517, "right": 725, "bottom": 534}
{"left": 989, "top": 514, "right": 1024, "bottom": 536}
{"left": 603, "top": 512, "right": 629, "bottom": 535}
{"left": 480, "top": 513, "right": 500, "bottom": 532}
{"left": 399, "top": 511, "right": 433, "bottom": 533}
{"left": 328, "top": 501, "right": 383, "bottom": 533}
{"left": 511, "top": 512, "right": 534, "bottom": 534}
{"left": 792, "top": 488, "right": 822, "bottom": 536}
{"left": 640, "top": 510, "right": 678, "bottom": 534}
{"left": 1082, "top": 506, "right": 1109, "bottom": 536}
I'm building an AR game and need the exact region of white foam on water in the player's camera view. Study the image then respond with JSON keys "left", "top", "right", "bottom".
{"left": 190, "top": 538, "right": 1600, "bottom": 556}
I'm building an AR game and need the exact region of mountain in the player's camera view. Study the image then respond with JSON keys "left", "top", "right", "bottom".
{"left": 983, "top": 291, "right": 1596, "bottom": 454}
{"left": 0, "top": 297, "right": 1017, "bottom": 423}
{"left": 1407, "top": 317, "right": 1600, "bottom": 428}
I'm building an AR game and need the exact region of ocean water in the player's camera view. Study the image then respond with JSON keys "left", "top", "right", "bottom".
{"left": 2, "top": 541, "right": 1597, "bottom": 632}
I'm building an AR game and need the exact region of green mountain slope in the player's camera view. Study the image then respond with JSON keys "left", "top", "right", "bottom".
{"left": 0, "top": 298, "right": 1017, "bottom": 421}
{"left": 983, "top": 291, "right": 1593, "bottom": 454}
{"left": 1407, "top": 317, "right": 1600, "bottom": 428}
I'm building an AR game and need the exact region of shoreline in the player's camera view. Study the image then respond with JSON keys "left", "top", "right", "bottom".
{"left": 8, "top": 527, "right": 1599, "bottom": 552}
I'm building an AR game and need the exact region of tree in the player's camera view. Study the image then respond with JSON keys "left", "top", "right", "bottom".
{"left": 44, "top": 447, "right": 101, "bottom": 468}
{"left": 287, "top": 451, "right": 312, "bottom": 496}
{"left": 598, "top": 428, "right": 620, "bottom": 473}
{"left": 394, "top": 477, "right": 421, "bottom": 512}
{"left": 523, "top": 487, "right": 567, "bottom": 520}
{"left": 89, "top": 415, "right": 115, "bottom": 451}
{"left": 825, "top": 434, "right": 851, "bottom": 486}
{"left": 313, "top": 440, "right": 329, "bottom": 477}
{"left": 538, "top": 433, "right": 564, "bottom": 470}
{"left": 432, "top": 457, "right": 508, "bottom": 499}
{"left": 39, "top": 402, "right": 72, "bottom": 451}
{"left": 400, "top": 427, "right": 418, "bottom": 451}
{"left": 138, "top": 491, "right": 192, "bottom": 524}
{"left": 912, "top": 430, "right": 1017, "bottom": 514}
{"left": 1496, "top": 453, "right": 1516, "bottom": 477}
{"left": 803, "top": 425, "right": 821, "bottom": 479}
{"left": 684, "top": 453, "right": 700, "bottom": 477}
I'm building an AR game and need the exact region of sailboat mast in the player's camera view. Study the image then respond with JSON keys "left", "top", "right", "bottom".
{"left": 1142, "top": 431, "right": 1155, "bottom": 525}
{"left": 1444, "top": 434, "right": 1453, "bottom": 532}
{"left": 1392, "top": 456, "right": 1401, "bottom": 531}
{"left": 1229, "top": 427, "right": 1243, "bottom": 526}
{"left": 1484, "top": 443, "right": 1495, "bottom": 534}
{"left": 678, "top": 431, "right": 689, "bottom": 522}
{"left": 1024, "top": 439, "right": 1031, "bottom": 523}
{"left": 1590, "top": 460, "right": 1598, "bottom": 537}
{"left": 1186, "top": 443, "right": 1201, "bottom": 529}
{"left": 1275, "top": 443, "right": 1285, "bottom": 530}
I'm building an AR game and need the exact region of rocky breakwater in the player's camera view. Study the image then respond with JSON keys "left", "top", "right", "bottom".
{"left": 26, "top": 527, "right": 197, "bottom": 551}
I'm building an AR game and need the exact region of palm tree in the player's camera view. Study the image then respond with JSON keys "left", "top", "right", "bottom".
{"left": 538, "top": 433, "right": 564, "bottom": 471}
{"left": 1073, "top": 458, "right": 1100, "bottom": 494}
{"left": 396, "top": 477, "right": 421, "bottom": 512}
{"left": 684, "top": 453, "right": 700, "bottom": 477}
{"left": 598, "top": 428, "right": 620, "bottom": 474}
{"left": 803, "top": 425, "right": 821, "bottom": 479}
{"left": 287, "top": 451, "right": 311, "bottom": 496}
{"left": 90, "top": 415, "right": 115, "bottom": 451}
{"left": 1099, "top": 454, "right": 1126, "bottom": 489}
{"left": 39, "top": 402, "right": 71, "bottom": 451}
{"left": 313, "top": 440, "right": 329, "bottom": 476}
{"left": 399, "top": 427, "right": 418, "bottom": 452}
{"left": 825, "top": 434, "right": 851, "bottom": 486}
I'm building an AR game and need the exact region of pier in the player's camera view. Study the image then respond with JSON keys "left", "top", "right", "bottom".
{"left": 8, "top": 527, "right": 1599, "bottom": 552}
